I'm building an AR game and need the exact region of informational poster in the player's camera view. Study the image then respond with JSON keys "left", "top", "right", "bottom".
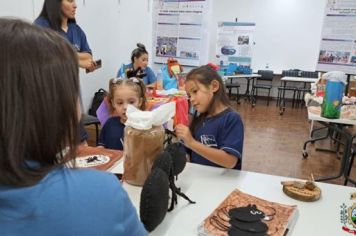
{"left": 216, "top": 22, "right": 255, "bottom": 67}
{"left": 316, "top": 0, "right": 356, "bottom": 75}
{"left": 152, "top": 0, "right": 210, "bottom": 66}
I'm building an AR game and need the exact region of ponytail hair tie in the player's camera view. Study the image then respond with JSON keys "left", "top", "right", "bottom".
{"left": 111, "top": 77, "right": 124, "bottom": 84}
{"left": 129, "top": 77, "right": 140, "bottom": 84}
{"left": 206, "top": 62, "right": 220, "bottom": 71}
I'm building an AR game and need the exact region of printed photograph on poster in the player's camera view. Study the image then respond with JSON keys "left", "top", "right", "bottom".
{"left": 351, "top": 56, "right": 356, "bottom": 64}
{"left": 180, "top": 51, "right": 198, "bottom": 59}
{"left": 156, "top": 36, "right": 177, "bottom": 57}
{"left": 238, "top": 35, "right": 249, "bottom": 45}
{"left": 318, "top": 50, "right": 350, "bottom": 64}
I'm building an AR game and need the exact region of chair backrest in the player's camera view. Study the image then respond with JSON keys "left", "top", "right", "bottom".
{"left": 301, "top": 71, "right": 318, "bottom": 78}
{"left": 257, "top": 70, "right": 274, "bottom": 81}
{"left": 282, "top": 70, "right": 300, "bottom": 77}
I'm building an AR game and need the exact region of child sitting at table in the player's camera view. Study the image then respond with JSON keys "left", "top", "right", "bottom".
{"left": 98, "top": 71, "right": 146, "bottom": 150}
{"left": 175, "top": 65, "right": 244, "bottom": 169}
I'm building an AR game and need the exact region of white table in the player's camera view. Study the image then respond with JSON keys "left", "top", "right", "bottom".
{"left": 111, "top": 162, "right": 355, "bottom": 236}
{"left": 279, "top": 76, "right": 318, "bottom": 115}
{"left": 223, "top": 74, "right": 261, "bottom": 99}
{"left": 304, "top": 108, "right": 356, "bottom": 184}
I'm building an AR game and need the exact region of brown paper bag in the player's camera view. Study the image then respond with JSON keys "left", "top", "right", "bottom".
{"left": 123, "top": 125, "right": 165, "bottom": 186}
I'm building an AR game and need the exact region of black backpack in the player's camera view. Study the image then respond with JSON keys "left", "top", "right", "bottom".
{"left": 88, "top": 88, "right": 107, "bottom": 117}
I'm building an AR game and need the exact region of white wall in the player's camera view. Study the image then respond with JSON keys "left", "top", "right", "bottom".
{"left": 210, "top": 0, "right": 326, "bottom": 74}
{"left": 0, "top": 0, "right": 326, "bottom": 109}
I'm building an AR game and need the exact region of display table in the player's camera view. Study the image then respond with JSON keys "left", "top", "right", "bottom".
{"left": 279, "top": 76, "right": 318, "bottom": 115}
{"left": 304, "top": 107, "right": 356, "bottom": 185}
{"left": 111, "top": 162, "right": 355, "bottom": 235}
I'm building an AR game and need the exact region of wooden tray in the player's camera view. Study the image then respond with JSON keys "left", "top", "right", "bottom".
{"left": 283, "top": 185, "right": 321, "bottom": 202}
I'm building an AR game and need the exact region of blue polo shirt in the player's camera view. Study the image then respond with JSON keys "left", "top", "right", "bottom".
{"left": 0, "top": 167, "right": 147, "bottom": 236}
{"left": 117, "top": 63, "right": 157, "bottom": 85}
{"left": 34, "top": 17, "right": 92, "bottom": 54}
{"left": 98, "top": 117, "right": 125, "bottom": 150}
{"left": 189, "top": 108, "right": 244, "bottom": 170}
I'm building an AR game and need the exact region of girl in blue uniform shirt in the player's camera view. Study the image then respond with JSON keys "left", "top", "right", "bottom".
{"left": 0, "top": 19, "right": 146, "bottom": 236}
{"left": 175, "top": 65, "right": 244, "bottom": 170}
{"left": 98, "top": 74, "right": 146, "bottom": 150}
{"left": 117, "top": 43, "right": 157, "bottom": 88}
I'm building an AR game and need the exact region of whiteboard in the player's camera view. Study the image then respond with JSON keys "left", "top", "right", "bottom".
{"left": 209, "top": 0, "right": 327, "bottom": 74}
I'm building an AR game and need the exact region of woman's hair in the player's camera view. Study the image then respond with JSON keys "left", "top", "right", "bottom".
{"left": 186, "top": 65, "right": 231, "bottom": 133}
{"left": 38, "top": 0, "right": 76, "bottom": 31}
{"left": 131, "top": 43, "right": 148, "bottom": 64}
{"left": 108, "top": 77, "right": 146, "bottom": 112}
{"left": 0, "top": 19, "right": 80, "bottom": 187}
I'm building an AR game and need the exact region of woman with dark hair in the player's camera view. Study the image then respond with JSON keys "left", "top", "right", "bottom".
{"left": 0, "top": 19, "right": 146, "bottom": 236}
{"left": 35, "top": 0, "right": 100, "bottom": 143}
{"left": 34, "top": 0, "right": 98, "bottom": 72}
{"left": 117, "top": 43, "right": 157, "bottom": 88}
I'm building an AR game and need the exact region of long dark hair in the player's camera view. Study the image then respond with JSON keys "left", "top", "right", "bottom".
{"left": 0, "top": 18, "right": 80, "bottom": 187}
{"left": 186, "top": 65, "right": 231, "bottom": 133}
{"left": 131, "top": 43, "right": 148, "bottom": 64}
{"left": 38, "top": 0, "right": 76, "bottom": 31}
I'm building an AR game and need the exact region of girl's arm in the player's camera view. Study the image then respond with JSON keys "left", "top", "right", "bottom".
{"left": 175, "top": 124, "right": 238, "bottom": 169}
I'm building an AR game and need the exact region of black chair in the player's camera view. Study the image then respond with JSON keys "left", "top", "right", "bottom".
{"left": 251, "top": 70, "right": 273, "bottom": 106}
{"left": 81, "top": 114, "right": 100, "bottom": 145}
{"left": 295, "top": 71, "right": 318, "bottom": 107}
{"left": 276, "top": 70, "right": 298, "bottom": 107}
{"left": 225, "top": 79, "right": 240, "bottom": 103}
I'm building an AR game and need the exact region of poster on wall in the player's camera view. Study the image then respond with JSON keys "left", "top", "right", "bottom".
{"left": 316, "top": 0, "right": 356, "bottom": 75}
{"left": 152, "top": 0, "right": 211, "bottom": 66}
{"left": 216, "top": 22, "right": 255, "bottom": 68}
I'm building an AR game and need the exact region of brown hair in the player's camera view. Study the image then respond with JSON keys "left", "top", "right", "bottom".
{"left": 185, "top": 65, "right": 231, "bottom": 133}
{"left": 108, "top": 77, "right": 146, "bottom": 113}
{"left": 0, "top": 18, "right": 79, "bottom": 187}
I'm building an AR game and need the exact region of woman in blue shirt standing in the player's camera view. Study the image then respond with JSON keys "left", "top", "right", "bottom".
{"left": 34, "top": 0, "right": 98, "bottom": 72}
{"left": 117, "top": 43, "right": 157, "bottom": 88}
{"left": 35, "top": 0, "right": 100, "bottom": 143}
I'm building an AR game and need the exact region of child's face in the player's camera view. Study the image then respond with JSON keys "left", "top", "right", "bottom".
{"left": 185, "top": 80, "right": 215, "bottom": 114}
{"left": 112, "top": 85, "right": 142, "bottom": 123}
{"left": 134, "top": 53, "right": 148, "bottom": 69}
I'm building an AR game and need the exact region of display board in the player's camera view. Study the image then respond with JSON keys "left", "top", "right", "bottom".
{"left": 216, "top": 22, "right": 255, "bottom": 68}
{"left": 152, "top": 0, "right": 211, "bottom": 66}
{"left": 316, "top": 0, "right": 356, "bottom": 75}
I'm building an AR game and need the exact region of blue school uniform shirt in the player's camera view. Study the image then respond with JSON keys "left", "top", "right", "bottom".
{"left": 0, "top": 167, "right": 147, "bottom": 236}
{"left": 34, "top": 17, "right": 92, "bottom": 54}
{"left": 117, "top": 63, "right": 157, "bottom": 85}
{"left": 190, "top": 108, "right": 244, "bottom": 170}
{"left": 98, "top": 117, "right": 125, "bottom": 150}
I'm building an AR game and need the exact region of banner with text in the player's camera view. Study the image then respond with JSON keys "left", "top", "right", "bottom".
{"left": 152, "top": 0, "right": 210, "bottom": 66}
{"left": 316, "top": 0, "right": 356, "bottom": 75}
{"left": 216, "top": 22, "right": 255, "bottom": 68}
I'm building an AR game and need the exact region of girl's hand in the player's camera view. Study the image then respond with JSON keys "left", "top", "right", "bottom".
{"left": 175, "top": 124, "right": 194, "bottom": 147}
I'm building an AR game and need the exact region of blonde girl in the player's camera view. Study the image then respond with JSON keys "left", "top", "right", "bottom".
{"left": 98, "top": 77, "right": 146, "bottom": 150}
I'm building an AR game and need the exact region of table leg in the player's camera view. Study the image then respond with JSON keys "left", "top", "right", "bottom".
{"left": 314, "top": 123, "right": 351, "bottom": 182}
{"left": 279, "top": 81, "right": 287, "bottom": 115}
